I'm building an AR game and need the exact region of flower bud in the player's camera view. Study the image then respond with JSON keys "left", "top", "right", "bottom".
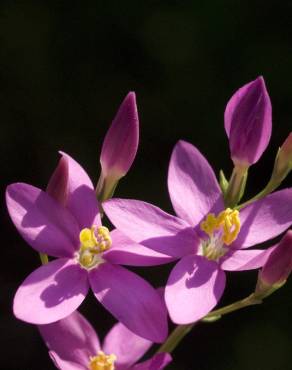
{"left": 97, "top": 92, "right": 139, "bottom": 201}
{"left": 270, "top": 133, "right": 292, "bottom": 186}
{"left": 256, "top": 231, "right": 292, "bottom": 296}
{"left": 224, "top": 76, "right": 272, "bottom": 167}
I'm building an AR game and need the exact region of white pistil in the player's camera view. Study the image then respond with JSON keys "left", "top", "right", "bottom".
{"left": 200, "top": 236, "right": 228, "bottom": 261}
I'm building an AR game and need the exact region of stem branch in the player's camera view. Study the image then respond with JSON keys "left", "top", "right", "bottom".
{"left": 157, "top": 293, "right": 262, "bottom": 354}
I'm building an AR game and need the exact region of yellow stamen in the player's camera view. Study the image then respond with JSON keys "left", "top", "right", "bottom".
{"left": 78, "top": 226, "right": 112, "bottom": 269}
{"left": 79, "top": 226, "right": 111, "bottom": 252}
{"left": 200, "top": 213, "right": 218, "bottom": 237}
{"left": 89, "top": 351, "right": 116, "bottom": 370}
{"left": 200, "top": 208, "right": 241, "bottom": 245}
{"left": 80, "top": 228, "right": 97, "bottom": 248}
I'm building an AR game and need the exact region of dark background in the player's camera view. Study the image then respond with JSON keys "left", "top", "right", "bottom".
{"left": 1, "top": 1, "right": 292, "bottom": 369}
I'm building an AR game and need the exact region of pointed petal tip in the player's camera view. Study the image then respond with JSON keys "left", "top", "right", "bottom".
{"left": 255, "top": 75, "right": 269, "bottom": 92}
{"left": 121, "top": 91, "right": 138, "bottom": 114}
{"left": 255, "top": 75, "right": 264, "bottom": 83}
{"left": 58, "top": 150, "right": 69, "bottom": 158}
{"left": 245, "top": 75, "right": 268, "bottom": 96}
{"left": 175, "top": 139, "right": 190, "bottom": 149}
{"left": 126, "top": 91, "right": 136, "bottom": 101}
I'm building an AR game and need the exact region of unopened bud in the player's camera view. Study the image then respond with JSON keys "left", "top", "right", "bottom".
{"left": 270, "top": 133, "right": 292, "bottom": 187}
{"left": 97, "top": 92, "right": 139, "bottom": 201}
{"left": 256, "top": 231, "right": 292, "bottom": 297}
{"left": 224, "top": 76, "right": 272, "bottom": 167}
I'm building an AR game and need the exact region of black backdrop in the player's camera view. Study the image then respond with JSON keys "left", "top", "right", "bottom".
{"left": 1, "top": 1, "right": 292, "bottom": 369}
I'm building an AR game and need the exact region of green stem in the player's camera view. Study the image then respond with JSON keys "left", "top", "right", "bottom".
{"left": 203, "top": 293, "right": 262, "bottom": 319}
{"left": 39, "top": 253, "right": 49, "bottom": 265}
{"left": 96, "top": 174, "right": 118, "bottom": 203}
{"left": 157, "top": 324, "right": 194, "bottom": 353}
{"left": 224, "top": 165, "right": 248, "bottom": 208}
{"left": 237, "top": 181, "right": 276, "bottom": 210}
{"left": 157, "top": 293, "right": 262, "bottom": 354}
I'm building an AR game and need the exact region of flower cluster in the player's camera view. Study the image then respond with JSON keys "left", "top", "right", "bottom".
{"left": 6, "top": 78, "right": 292, "bottom": 369}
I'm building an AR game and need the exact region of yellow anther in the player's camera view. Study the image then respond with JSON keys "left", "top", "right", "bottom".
{"left": 79, "top": 226, "right": 111, "bottom": 252}
{"left": 78, "top": 226, "right": 112, "bottom": 269}
{"left": 200, "top": 213, "right": 218, "bottom": 236}
{"left": 89, "top": 351, "right": 116, "bottom": 370}
{"left": 80, "top": 228, "right": 97, "bottom": 248}
{"left": 200, "top": 208, "right": 241, "bottom": 246}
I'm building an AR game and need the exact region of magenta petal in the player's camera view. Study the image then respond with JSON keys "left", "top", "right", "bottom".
{"left": 49, "top": 351, "right": 85, "bottom": 370}
{"left": 165, "top": 255, "right": 226, "bottom": 324}
{"left": 100, "top": 92, "right": 139, "bottom": 179}
{"left": 132, "top": 353, "right": 172, "bottom": 370}
{"left": 103, "top": 199, "right": 197, "bottom": 258}
{"left": 234, "top": 189, "right": 292, "bottom": 249}
{"left": 39, "top": 311, "right": 100, "bottom": 367}
{"left": 103, "top": 322, "right": 152, "bottom": 369}
{"left": 13, "top": 258, "right": 89, "bottom": 324}
{"left": 168, "top": 140, "right": 224, "bottom": 227}
{"left": 220, "top": 248, "right": 274, "bottom": 271}
{"left": 60, "top": 152, "right": 101, "bottom": 229}
{"left": 47, "top": 156, "right": 69, "bottom": 206}
{"left": 225, "top": 76, "right": 272, "bottom": 165}
{"left": 89, "top": 263, "right": 168, "bottom": 343}
{"left": 104, "top": 229, "right": 176, "bottom": 266}
{"left": 6, "top": 183, "right": 79, "bottom": 257}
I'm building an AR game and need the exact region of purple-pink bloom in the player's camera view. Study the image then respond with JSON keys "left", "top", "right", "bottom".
{"left": 39, "top": 310, "right": 172, "bottom": 370}
{"left": 225, "top": 76, "right": 272, "bottom": 166}
{"left": 258, "top": 230, "right": 292, "bottom": 287}
{"left": 97, "top": 92, "right": 139, "bottom": 200}
{"left": 6, "top": 152, "right": 172, "bottom": 342}
{"left": 103, "top": 140, "right": 292, "bottom": 324}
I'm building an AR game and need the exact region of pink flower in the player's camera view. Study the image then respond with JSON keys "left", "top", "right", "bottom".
{"left": 6, "top": 153, "right": 171, "bottom": 342}
{"left": 225, "top": 76, "right": 272, "bottom": 167}
{"left": 39, "top": 311, "right": 172, "bottom": 370}
{"left": 104, "top": 141, "right": 292, "bottom": 324}
{"left": 97, "top": 92, "right": 139, "bottom": 200}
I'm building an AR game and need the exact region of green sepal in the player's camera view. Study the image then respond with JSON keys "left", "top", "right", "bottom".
{"left": 219, "top": 170, "right": 229, "bottom": 195}
{"left": 237, "top": 169, "right": 248, "bottom": 203}
{"left": 202, "top": 314, "right": 222, "bottom": 323}
{"left": 255, "top": 279, "right": 286, "bottom": 299}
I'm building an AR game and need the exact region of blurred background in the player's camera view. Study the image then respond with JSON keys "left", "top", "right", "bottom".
{"left": 1, "top": 1, "right": 292, "bottom": 369}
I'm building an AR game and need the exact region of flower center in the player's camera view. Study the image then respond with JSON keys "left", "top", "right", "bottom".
{"left": 199, "top": 208, "right": 241, "bottom": 261}
{"left": 89, "top": 351, "right": 116, "bottom": 370}
{"left": 77, "top": 226, "right": 112, "bottom": 269}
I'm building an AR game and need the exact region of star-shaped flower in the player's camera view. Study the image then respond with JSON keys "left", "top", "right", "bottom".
{"left": 104, "top": 141, "right": 292, "bottom": 324}
{"left": 6, "top": 153, "right": 171, "bottom": 342}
